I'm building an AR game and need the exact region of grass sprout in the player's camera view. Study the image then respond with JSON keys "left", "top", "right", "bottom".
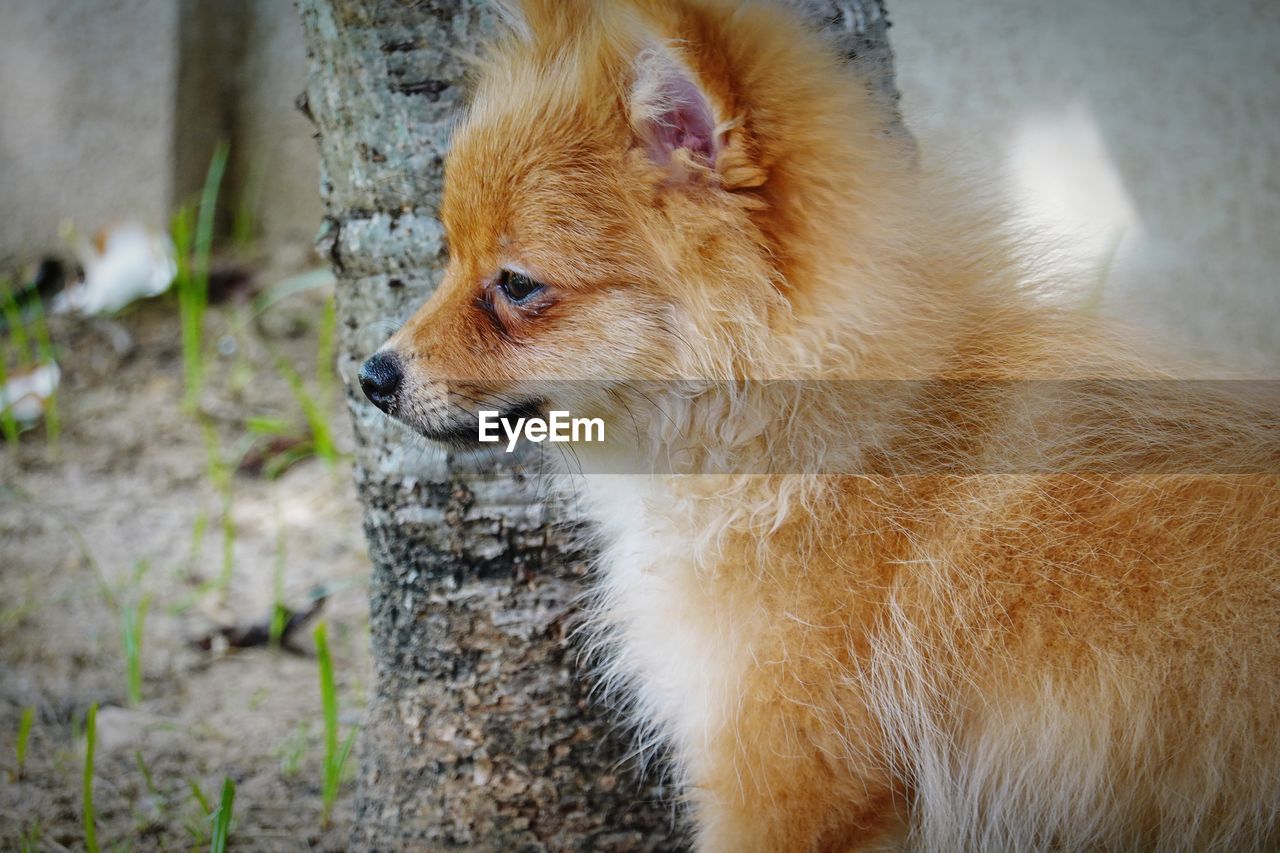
{"left": 245, "top": 414, "right": 317, "bottom": 480}
{"left": 83, "top": 702, "right": 99, "bottom": 853}
{"left": 120, "top": 591, "right": 151, "bottom": 706}
{"left": 201, "top": 421, "right": 237, "bottom": 593}
{"left": 0, "top": 281, "right": 60, "bottom": 447}
{"left": 176, "top": 142, "right": 230, "bottom": 411}
{"left": 18, "top": 820, "right": 42, "bottom": 852}
{"left": 270, "top": 522, "right": 288, "bottom": 648}
{"left": 15, "top": 705, "right": 34, "bottom": 780}
{"left": 246, "top": 415, "right": 293, "bottom": 436}
{"left": 188, "top": 778, "right": 212, "bottom": 815}
{"left": 276, "top": 356, "right": 337, "bottom": 465}
{"left": 134, "top": 751, "right": 158, "bottom": 797}
{"left": 1, "top": 281, "right": 31, "bottom": 359}
{"left": 276, "top": 722, "right": 308, "bottom": 777}
{"left": 210, "top": 777, "right": 235, "bottom": 853}
{"left": 184, "top": 778, "right": 214, "bottom": 845}
{"left": 219, "top": 500, "right": 236, "bottom": 592}
{"left": 314, "top": 622, "right": 358, "bottom": 827}
{"left": 0, "top": 351, "right": 20, "bottom": 449}
{"left": 171, "top": 204, "right": 196, "bottom": 405}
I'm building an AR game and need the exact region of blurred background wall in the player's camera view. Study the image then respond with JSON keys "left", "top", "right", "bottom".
{"left": 892, "top": 0, "right": 1280, "bottom": 369}
{"left": 0, "top": 0, "right": 322, "bottom": 269}
{"left": 1, "top": 0, "right": 182, "bottom": 258}
{"left": 1, "top": 0, "right": 1276, "bottom": 366}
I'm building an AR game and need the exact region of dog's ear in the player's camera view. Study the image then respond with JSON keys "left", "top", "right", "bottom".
{"left": 629, "top": 43, "right": 721, "bottom": 174}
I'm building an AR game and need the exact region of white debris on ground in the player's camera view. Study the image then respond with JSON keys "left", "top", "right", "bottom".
{"left": 55, "top": 222, "right": 177, "bottom": 316}
{"left": 0, "top": 360, "right": 60, "bottom": 424}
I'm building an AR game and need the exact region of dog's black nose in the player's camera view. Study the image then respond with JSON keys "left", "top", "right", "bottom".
{"left": 359, "top": 351, "right": 403, "bottom": 412}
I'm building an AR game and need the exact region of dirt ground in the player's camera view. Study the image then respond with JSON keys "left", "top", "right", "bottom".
{"left": 0, "top": 273, "right": 373, "bottom": 851}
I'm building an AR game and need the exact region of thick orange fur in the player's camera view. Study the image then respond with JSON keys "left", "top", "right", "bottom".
{"left": 374, "top": 1, "right": 1280, "bottom": 849}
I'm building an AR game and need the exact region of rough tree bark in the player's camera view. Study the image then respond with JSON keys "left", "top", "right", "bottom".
{"left": 295, "top": 1, "right": 904, "bottom": 848}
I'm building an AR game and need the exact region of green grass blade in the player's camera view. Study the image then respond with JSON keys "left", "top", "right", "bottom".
{"left": 219, "top": 495, "right": 236, "bottom": 592}
{"left": 172, "top": 204, "right": 197, "bottom": 411}
{"left": 336, "top": 725, "right": 358, "bottom": 783}
{"left": 276, "top": 357, "right": 336, "bottom": 464}
{"left": 201, "top": 420, "right": 230, "bottom": 492}
{"left": 171, "top": 203, "right": 193, "bottom": 288}
{"left": 193, "top": 142, "right": 229, "bottom": 301}
{"left": 1, "top": 282, "right": 31, "bottom": 362}
{"left": 262, "top": 440, "right": 315, "bottom": 480}
{"left": 276, "top": 722, "right": 308, "bottom": 777}
{"left": 18, "top": 820, "right": 42, "bottom": 852}
{"left": 121, "top": 594, "right": 151, "bottom": 705}
{"left": 83, "top": 703, "right": 99, "bottom": 853}
{"left": 314, "top": 621, "right": 341, "bottom": 826}
{"left": 15, "top": 705, "right": 34, "bottom": 779}
{"left": 179, "top": 142, "right": 230, "bottom": 411}
{"left": 134, "top": 751, "right": 158, "bottom": 797}
{"left": 210, "top": 776, "right": 235, "bottom": 853}
{"left": 200, "top": 420, "right": 236, "bottom": 593}
{"left": 270, "top": 525, "right": 287, "bottom": 648}
{"left": 315, "top": 622, "right": 338, "bottom": 757}
{"left": 187, "top": 778, "right": 212, "bottom": 815}
{"left": 0, "top": 355, "right": 21, "bottom": 449}
{"left": 245, "top": 415, "right": 294, "bottom": 437}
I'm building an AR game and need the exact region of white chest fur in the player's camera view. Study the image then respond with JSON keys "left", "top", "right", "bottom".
{"left": 579, "top": 475, "right": 753, "bottom": 784}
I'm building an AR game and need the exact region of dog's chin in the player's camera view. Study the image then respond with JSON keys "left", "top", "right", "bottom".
{"left": 413, "top": 398, "right": 546, "bottom": 450}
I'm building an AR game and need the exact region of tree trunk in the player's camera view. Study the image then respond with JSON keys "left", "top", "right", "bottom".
{"left": 295, "top": 1, "right": 904, "bottom": 848}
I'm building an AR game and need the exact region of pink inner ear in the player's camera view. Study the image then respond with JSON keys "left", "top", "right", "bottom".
{"left": 635, "top": 56, "right": 719, "bottom": 169}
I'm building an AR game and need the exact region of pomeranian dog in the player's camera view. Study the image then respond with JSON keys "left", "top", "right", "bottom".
{"left": 357, "top": 0, "right": 1280, "bottom": 849}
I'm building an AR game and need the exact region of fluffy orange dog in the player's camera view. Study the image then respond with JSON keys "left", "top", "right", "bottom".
{"left": 358, "top": 0, "right": 1280, "bottom": 849}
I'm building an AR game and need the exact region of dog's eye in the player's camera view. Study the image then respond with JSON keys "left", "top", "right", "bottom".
{"left": 497, "top": 269, "right": 545, "bottom": 304}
